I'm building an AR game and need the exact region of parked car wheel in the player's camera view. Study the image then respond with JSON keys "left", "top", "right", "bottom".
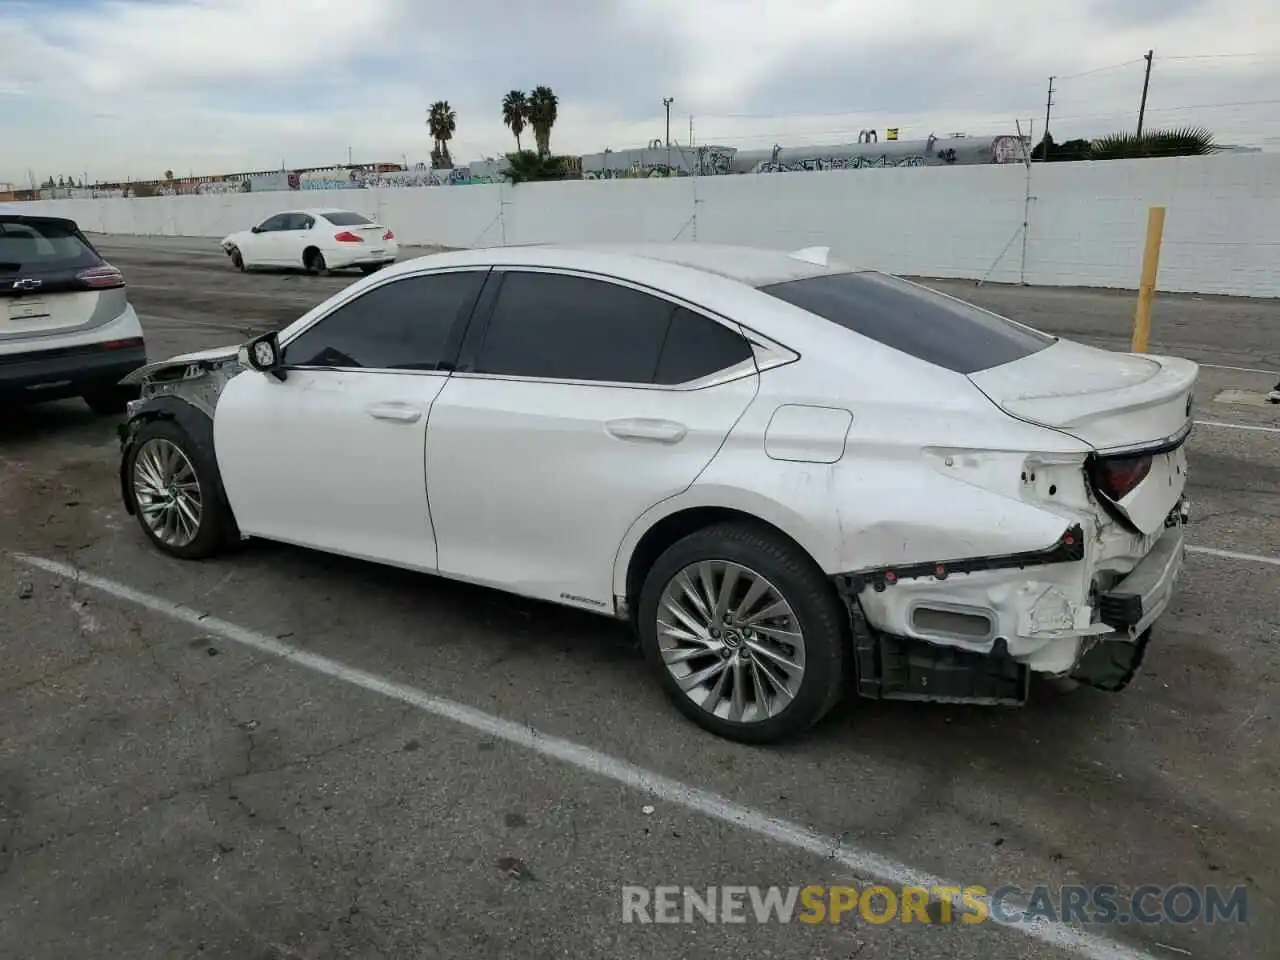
{"left": 637, "top": 521, "right": 848, "bottom": 744}
{"left": 124, "top": 419, "right": 227, "bottom": 560}
{"left": 304, "top": 248, "right": 328, "bottom": 275}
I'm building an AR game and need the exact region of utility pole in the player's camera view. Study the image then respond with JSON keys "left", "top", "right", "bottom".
{"left": 662, "top": 97, "right": 674, "bottom": 176}
{"left": 1137, "top": 50, "right": 1154, "bottom": 137}
{"left": 1041, "top": 76, "right": 1055, "bottom": 161}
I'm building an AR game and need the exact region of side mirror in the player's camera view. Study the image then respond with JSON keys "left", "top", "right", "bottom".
{"left": 238, "top": 331, "right": 287, "bottom": 381}
{"left": 251, "top": 225, "right": 262, "bottom": 234}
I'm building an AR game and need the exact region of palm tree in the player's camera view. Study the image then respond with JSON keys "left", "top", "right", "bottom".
{"left": 502, "top": 90, "right": 528, "bottom": 152}
{"left": 1091, "top": 125, "right": 1217, "bottom": 160}
{"left": 427, "top": 100, "right": 457, "bottom": 168}
{"left": 527, "top": 85, "right": 559, "bottom": 157}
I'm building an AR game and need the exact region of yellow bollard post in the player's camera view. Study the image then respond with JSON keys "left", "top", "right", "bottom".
{"left": 1131, "top": 205, "right": 1166, "bottom": 353}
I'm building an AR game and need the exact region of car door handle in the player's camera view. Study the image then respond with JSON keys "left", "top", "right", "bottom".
{"left": 365, "top": 402, "right": 424, "bottom": 423}
{"left": 605, "top": 418, "right": 687, "bottom": 443}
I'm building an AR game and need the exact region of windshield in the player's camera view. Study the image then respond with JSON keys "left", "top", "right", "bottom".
{"left": 759, "top": 271, "right": 1055, "bottom": 375}
{"left": 0, "top": 217, "right": 103, "bottom": 274}
{"left": 322, "top": 211, "right": 373, "bottom": 226}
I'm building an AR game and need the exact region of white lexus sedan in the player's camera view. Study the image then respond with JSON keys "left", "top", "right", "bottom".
{"left": 115, "top": 243, "right": 1195, "bottom": 744}
{"left": 220, "top": 208, "right": 398, "bottom": 275}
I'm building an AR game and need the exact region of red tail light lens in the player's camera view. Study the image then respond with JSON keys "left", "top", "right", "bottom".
{"left": 1089, "top": 454, "right": 1153, "bottom": 501}
{"left": 334, "top": 231, "right": 363, "bottom": 243}
{"left": 383, "top": 229, "right": 395, "bottom": 241}
{"left": 77, "top": 264, "right": 125, "bottom": 289}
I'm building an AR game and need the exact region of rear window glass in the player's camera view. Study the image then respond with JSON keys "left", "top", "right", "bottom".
{"left": 322, "top": 211, "right": 372, "bottom": 226}
{"left": 0, "top": 218, "right": 101, "bottom": 274}
{"left": 759, "top": 272, "right": 1055, "bottom": 374}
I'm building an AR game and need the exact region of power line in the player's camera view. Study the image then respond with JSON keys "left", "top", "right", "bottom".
{"left": 1162, "top": 52, "right": 1272, "bottom": 60}
{"left": 1057, "top": 58, "right": 1145, "bottom": 82}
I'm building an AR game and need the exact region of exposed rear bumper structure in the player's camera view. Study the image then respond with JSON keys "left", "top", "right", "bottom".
{"left": 0, "top": 341, "right": 147, "bottom": 404}
{"left": 835, "top": 498, "right": 1189, "bottom": 705}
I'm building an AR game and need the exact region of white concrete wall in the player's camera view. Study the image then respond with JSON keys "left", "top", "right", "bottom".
{"left": 18, "top": 153, "right": 1280, "bottom": 297}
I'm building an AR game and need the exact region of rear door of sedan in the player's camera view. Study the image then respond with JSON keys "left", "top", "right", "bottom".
{"left": 423, "top": 267, "right": 761, "bottom": 611}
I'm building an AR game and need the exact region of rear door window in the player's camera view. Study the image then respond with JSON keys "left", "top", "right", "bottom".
{"left": 653, "top": 307, "right": 755, "bottom": 385}
{"left": 472, "top": 271, "right": 675, "bottom": 383}
{"left": 0, "top": 217, "right": 103, "bottom": 275}
{"left": 759, "top": 271, "right": 1055, "bottom": 374}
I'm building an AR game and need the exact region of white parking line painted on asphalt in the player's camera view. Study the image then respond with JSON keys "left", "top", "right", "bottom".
{"left": 13, "top": 552, "right": 1161, "bottom": 960}
{"left": 1194, "top": 419, "right": 1280, "bottom": 434}
{"left": 1187, "top": 545, "right": 1280, "bottom": 568}
{"left": 1198, "top": 363, "right": 1277, "bottom": 376}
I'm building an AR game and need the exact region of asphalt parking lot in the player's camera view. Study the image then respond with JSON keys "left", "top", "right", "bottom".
{"left": 1, "top": 236, "right": 1277, "bottom": 960}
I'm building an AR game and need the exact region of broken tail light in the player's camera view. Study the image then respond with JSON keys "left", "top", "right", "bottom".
{"left": 77, "top": 263, "right": 125, "bottom": 289}
{"left": 334, "top": 231, "right": 364, "bottom": 243}
{"left": 1087, "top": 453, "right": 1153, "bottom": 501}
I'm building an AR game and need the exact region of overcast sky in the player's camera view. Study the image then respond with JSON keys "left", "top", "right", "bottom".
{"left": 1, "top": 0, "right": 1277, "bottom": 184}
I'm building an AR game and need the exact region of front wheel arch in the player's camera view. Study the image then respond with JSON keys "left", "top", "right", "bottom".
{"left": 119, "top": 398, "right": 241, "bottom": 544}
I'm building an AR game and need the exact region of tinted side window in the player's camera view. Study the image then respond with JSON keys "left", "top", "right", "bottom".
{"left": 259, "top": 214, "right": 289, "bottom": 232}
{"left": 654, "top": 308, "right": 754, "bottom": 385}
{"left": 284, "top": 271, "right": 486, "bottom": 371}
{"left": 475, "top": 272, "right": 675, "bottom": 383}
{"left": 759, "top": 272, "right": 1055, "bottom": 375}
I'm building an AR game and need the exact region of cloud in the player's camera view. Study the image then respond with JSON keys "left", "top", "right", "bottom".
{"left": 0, "top": 0, "right": 1277, "bottom": 184}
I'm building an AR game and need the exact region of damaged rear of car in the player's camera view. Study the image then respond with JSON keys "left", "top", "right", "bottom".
{"left": 759, "top": 271, "right": 1195, "bottom": 706}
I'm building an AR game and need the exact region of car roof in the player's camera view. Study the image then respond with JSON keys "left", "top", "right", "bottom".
{"left": 389, "top": 242, "right": 861, "bottom": 288}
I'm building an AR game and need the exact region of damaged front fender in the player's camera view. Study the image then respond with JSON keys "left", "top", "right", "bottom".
{"left": 121, "top": 345, "right": 244, "bottom": 420}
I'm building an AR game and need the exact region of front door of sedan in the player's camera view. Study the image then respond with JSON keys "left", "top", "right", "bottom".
{"left": 276, "top": 212, "right": 316, "bottom": 269}
{"left": 212, "top": 268, "right": 489, "bottom": 570}
{"left": 424, "top": 268, "right": 761, "bottom": 610}
{"left": 242, "top": 213, "right": 290, "bottom": 267}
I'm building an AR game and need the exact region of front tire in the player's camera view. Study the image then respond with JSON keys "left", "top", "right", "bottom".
{"left": 637, "top": 521, "right": 848, "bottom": 744}
{"left": 228, "top": 247, "right": 245, "bottom": 272}
{"left": 124, "top": 419, "right": 226, "bottom": 559}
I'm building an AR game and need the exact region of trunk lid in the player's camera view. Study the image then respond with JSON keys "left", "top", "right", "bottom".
{"left": 969, "top": 338, "right": 1198, "bottom": 534}
{"left": 1, "top": 215, "right": 118, "bottom": 336}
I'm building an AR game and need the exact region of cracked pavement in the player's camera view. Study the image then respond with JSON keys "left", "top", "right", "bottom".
{"left": 0, "top": 237, "right": 1277, "bottom": 959}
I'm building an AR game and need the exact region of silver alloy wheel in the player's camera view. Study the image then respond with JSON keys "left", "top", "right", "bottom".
{"left": 132, "top": 438, "right": 204, "bottom": 548}
{"left": 656, "top": 560, "right": 807, "bottom": 723}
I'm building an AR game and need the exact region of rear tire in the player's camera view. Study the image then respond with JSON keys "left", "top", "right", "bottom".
{"left": 304, "top": 248, "right": 328, "bottom": 275}
{"left": 636, "top": 521, "right": 848, "bottom": 745}
{"left": 359, "top": 263, "right": 385, "bottom": 275}
{"left": 124, "top": 419, "right": 227, "bottom": 560}
{"left": 84, "top": 386, "right": 137, "bottom": 416}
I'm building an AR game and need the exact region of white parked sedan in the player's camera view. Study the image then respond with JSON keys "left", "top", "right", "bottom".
{"left": 115, "top": 243, "right": 1195, "bottom": 744}
{"left": 220, "top": 208, "right": 398, "bottom": 275}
